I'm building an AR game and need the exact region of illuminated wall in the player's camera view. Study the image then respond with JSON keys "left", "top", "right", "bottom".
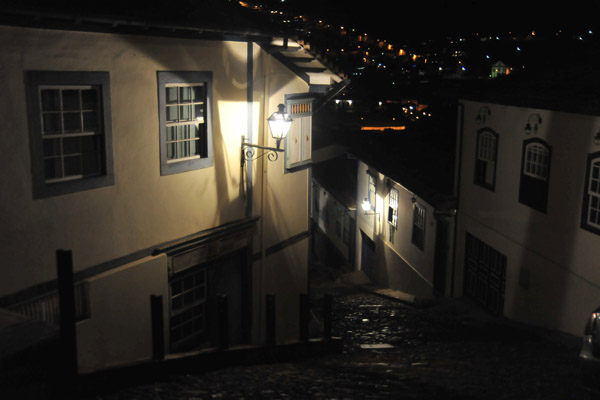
{"left": 355, "top": 160, "right": 452, "bottom": 298}
{"left": 0, "top": 24, "right": 315, "bottom": 351}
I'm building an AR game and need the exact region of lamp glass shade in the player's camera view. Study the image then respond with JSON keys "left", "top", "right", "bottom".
{"left": 361, "top": 198, "right": 371, "bottom": 212}
{"left": 267, "top": 104, "right": 293, "bottom": 140}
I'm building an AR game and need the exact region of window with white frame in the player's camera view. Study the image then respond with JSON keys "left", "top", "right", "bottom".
{"left": 26, "top": 71, "right": 114, "bottom": 198}
{"left": 581, "top": 153, "right": 600, "bottom": 235}
{"left": 368, "top": 174, "right": 377, "bottom": 211}
{"left": 519, "top": 138, "right": 551, "bottom": 213}
{"left": 411, "top": 202, "right": 426, "bottom": 250}
{"left": 474, "top": 129, "right": 498, "bottom": 190}
{"left": 388, "top": 188, "right": 399, "bottom": 228}
{"left": 285, "top": 97, "right": 313, "bottom": 170}
{"left": 158, "top": 71, "right": 213, "bottom": 175}
{"left": 523, "top": 142, "right": 550, "bottom": 180}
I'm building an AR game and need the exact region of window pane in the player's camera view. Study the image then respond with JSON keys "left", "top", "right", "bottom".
{"left": 41, "top": 90, "right": 61, "bottom": 111}
{"left": 42, "top": 113, "right": 62, "bottom": 134}
{"left": 177, "top": 125, "right": 188, "bottom": 140}
{"left": 83, "top": 111, "right": 99, "bottom": 132}
{"left": 191, "top": 85, "right": 204, "bottom": 101}
{"left": 81, "top": 89, "right": 98, "bottom": 110}
{"left": 81, "top": 136, "right": 101, "bottom": 175}
{"left": 193, "top": 104, "right": 204, "bottom": 122}
{"left": 166, "top": 105, "right": 178, "bottom": 123}
{"left": 178, "top": 141, "right": 189, "bottom": 158}
{"left": 167, "top": 143, "right": 176, "bottom": 160}
{"left": 43, "top": 138, "right": 61, "bottom": 157}
{"left": 44, "top": 157, "right": 63, "bottom": 180}
{"left": 180, "top": 105, "right": 192, "bottom": 121}
{"left": 167, "top": 126, "right": 177, "bottom": 141}
{"left": 189, "top": 140, "right": 199, "bottom": 157}
{"left": 63, "top": 112, "right": 82, "bottom": 133}
{"left": 190, "top": 124, "right": 199, "bottom": 139}
{"left": 166, "top": 87, "right": 178, "bottom": 104}
{"left": 63, "top": 154, "right": 82, "bottom": 176}
{"left": 592, "top": 179, "right": 600, "bottom": 195}
{"left": 179, "top": 87, "right": 192, "bottom": 103}
{"left": 62, "top": 90, "right": 80, "bottom": 111}
{"left": 62, "top": 137, "right": 81, "bottom": 155}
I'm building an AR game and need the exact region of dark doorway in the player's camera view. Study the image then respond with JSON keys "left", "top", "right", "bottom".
{"left": 169, "top": 249, "right": 250, "bottom": 353}
{"left": 433, "top": 219, "right": 449, "bottom": 296}
{"left": 463, "top": 233, "right": 507, "bottom": 316}
{"left": 360, "top": 230, "right": 376, "bottom": 282}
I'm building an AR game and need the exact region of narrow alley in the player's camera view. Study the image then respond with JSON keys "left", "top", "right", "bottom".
{"left": 67, "top": 267, "right": 589, "bottom": 400}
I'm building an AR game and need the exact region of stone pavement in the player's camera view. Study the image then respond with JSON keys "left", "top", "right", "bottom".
{"left": 1, "top": 268, "right": 590, "bottom": 400}
{"left": 78, "top": 269, "right": 587, "bottom": 400}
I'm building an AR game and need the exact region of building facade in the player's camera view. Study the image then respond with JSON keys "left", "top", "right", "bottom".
{"left": 455, "top": 99, "right": 600, "bottom": 336}
{"left": 0, "top": 12, "right": 344, "bottom": 372}
{"left": 355, "top": 159, "right": 456, "bottom": 299}
{"left": 311, "top": 154, "right": 357, "bottom": 271}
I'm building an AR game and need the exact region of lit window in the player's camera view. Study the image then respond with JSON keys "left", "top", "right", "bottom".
{"left": 474, "top": 129, "right": 498, "bottom": 190}
{"left": 388, "top": 188, "right": 399, "bottom": 228}
{"left": 412, "top": 202, "right": 426, "bottom": 250}
{"left": 26, "top": 71, "right": 114, "bottom": 198}
{"left": 519, "top": 138, "right": 551, "bottom": 212}
{"left": 581, "top": 154, "right": 600, "bottom": 235}
{"left": 158, "top": 71, "right": 213, "bottom": 175}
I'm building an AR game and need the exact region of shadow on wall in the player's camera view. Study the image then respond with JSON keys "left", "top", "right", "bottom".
{"left": 499, "top": 109, "right": 591, "bottom": 334}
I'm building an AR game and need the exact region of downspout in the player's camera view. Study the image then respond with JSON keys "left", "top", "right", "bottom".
{"left": 450, "top": 102, "right": 465, "bottom": 297}
{"left": 246, "top": 40, "right": 254, "bottom": 218}
{"left": 257, "top": 46, "right": 271, "bottom": 344}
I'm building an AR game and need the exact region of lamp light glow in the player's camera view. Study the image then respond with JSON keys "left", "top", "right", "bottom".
{"left": 361, "top": 198, "right": 371, "bottom": 212}
{"left": 267, "top": 104, "right": 293, "bottom": 149}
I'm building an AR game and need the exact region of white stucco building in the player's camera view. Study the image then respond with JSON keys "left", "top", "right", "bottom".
{"left": 354, "top": 156, "right": 456, "bottom": 300}
{"left": 0, "top": 6, "right": 347, "bottom": 372}
{"left": 454, "top": 98, "right": 600, "bottom": 336}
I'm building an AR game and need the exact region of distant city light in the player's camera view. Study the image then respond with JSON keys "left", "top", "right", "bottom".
{"left": 361, "top": 126, "right": 406, "bottom": 132}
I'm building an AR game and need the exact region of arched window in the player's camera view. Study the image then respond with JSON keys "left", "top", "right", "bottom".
{"left": 519, "top": 138, "right": 551, "bottom": 213}
{"left": 523, "top": 142, "right": 550, "bottom": 181}
{"left": 474, "top": 129, "right": 498, "bottom": 190}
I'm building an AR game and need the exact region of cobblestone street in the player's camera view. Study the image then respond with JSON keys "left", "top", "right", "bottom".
{"left": 75, "top": 270, "right": 589, "bottom": 400}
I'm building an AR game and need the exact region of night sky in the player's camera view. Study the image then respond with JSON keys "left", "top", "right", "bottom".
{"left": 3, "top": 0, "right": 599, "bottom": 42}
{"left": 273, "top": 0, "right": 599, "bottom": 40}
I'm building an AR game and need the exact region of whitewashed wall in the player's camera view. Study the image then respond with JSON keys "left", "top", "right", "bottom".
{"left": 355, "top": 160, "right": 439, "bottom": 298}
{"left": 456, "top": 100, "right": 600, "bottom": 336}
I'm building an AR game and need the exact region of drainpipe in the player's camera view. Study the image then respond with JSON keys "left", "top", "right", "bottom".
{"left": 450, "top": 103, "right": 465, "bottom": 297}
{"left": 246, "top": 40, "right": 254, "bottom": 218}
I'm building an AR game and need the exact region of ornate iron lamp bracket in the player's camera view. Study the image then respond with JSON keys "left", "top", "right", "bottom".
{"left": 241, "top": 136, "right": 284, "bottom": 167}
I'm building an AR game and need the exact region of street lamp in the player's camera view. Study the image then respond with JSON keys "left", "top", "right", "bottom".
{"left": 242, "top": 104, "right": 293, "bottom": 165}
{"left": 524, "top": 113, "right": 542, "bottom": 135}
{"left": 361, "top": 198, "right": 377, "bottom": 215}
{"left": 267, "top": 104, "right": 293, "bottom": 150}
